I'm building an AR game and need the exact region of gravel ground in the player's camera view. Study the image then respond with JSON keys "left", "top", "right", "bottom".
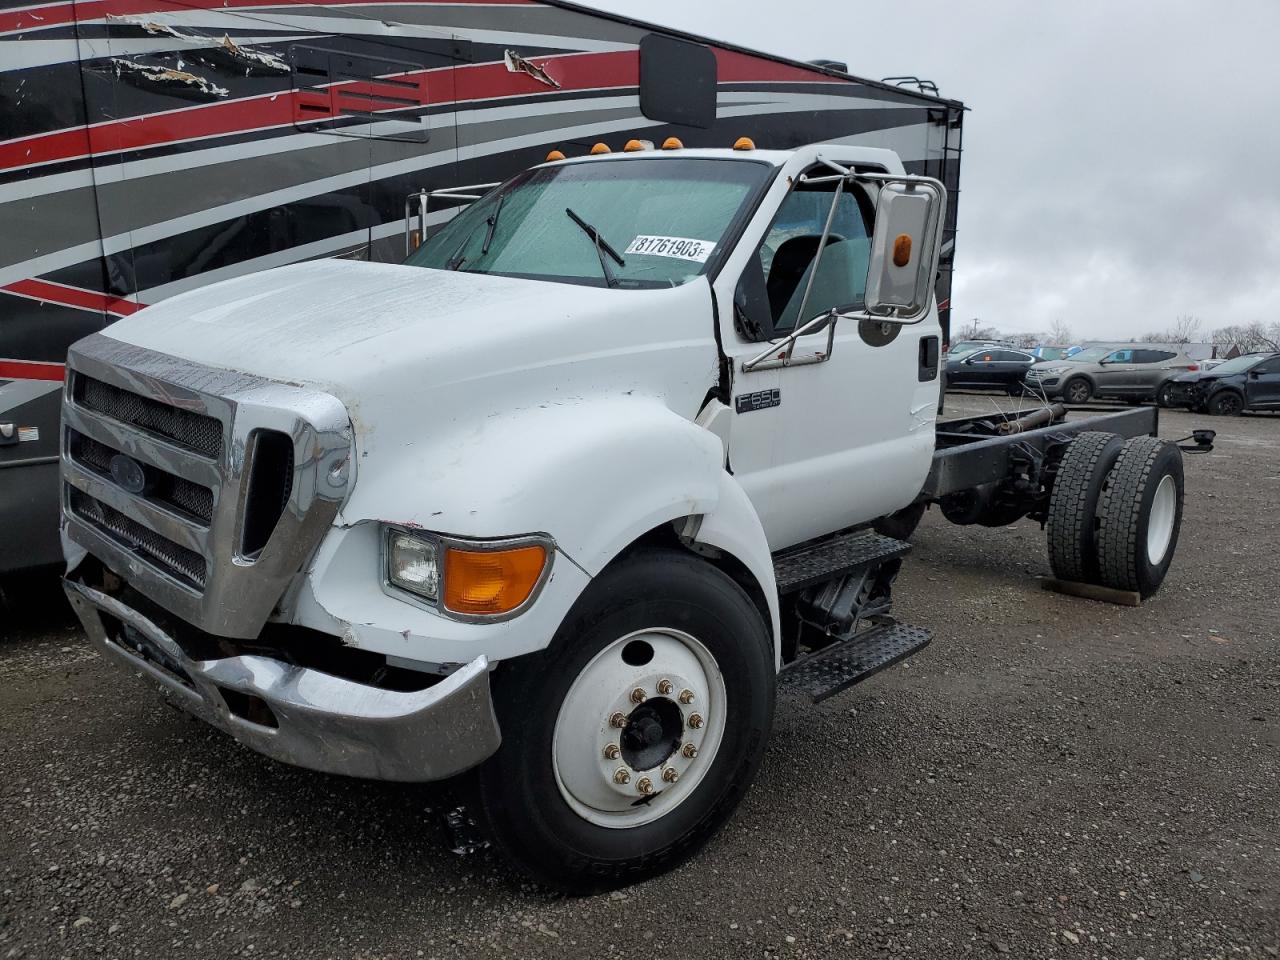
{"left": 2, "top": 401, "right": 1277, "bottom": 959}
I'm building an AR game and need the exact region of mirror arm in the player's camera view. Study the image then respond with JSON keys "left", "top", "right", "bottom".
{"left": 788, "top": 176, "right": 846, "bottom": 359}
{"left": 742, "top": 308, "right": 843, "bottom": 372}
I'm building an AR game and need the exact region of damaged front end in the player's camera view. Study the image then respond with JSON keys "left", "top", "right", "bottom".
{"left": 60, "top": 334, "right": 500, "bottom": 781}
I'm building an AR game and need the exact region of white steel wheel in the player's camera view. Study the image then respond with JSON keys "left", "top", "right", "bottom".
{"left": 552, "top": 627, "right": 727, "bottom": 829}
{"left": 1145, "top": 474, "right": 1177, "bottom": 565}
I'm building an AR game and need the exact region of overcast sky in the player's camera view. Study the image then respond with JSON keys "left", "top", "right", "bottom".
{"left": 590, "top": 0, "right": 1280, "bottom": 341}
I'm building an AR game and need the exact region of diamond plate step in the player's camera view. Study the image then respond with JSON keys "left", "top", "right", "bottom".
{"left": 777, "top": 621, "right": 932, "bottom": 703}
{"left": 773, "top": 529, "right": 910, "bottom": 595}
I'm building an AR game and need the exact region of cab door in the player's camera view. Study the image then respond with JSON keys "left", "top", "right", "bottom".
{"left": 719, "top": 167, "right": 940, "bottom": 550}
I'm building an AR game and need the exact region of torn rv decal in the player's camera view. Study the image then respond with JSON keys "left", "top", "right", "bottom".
{"left": 110, "top": 58, "right": 230, "bottom": 100}
{"left": 504, "top": 49, "right": 560, "bottom": 88}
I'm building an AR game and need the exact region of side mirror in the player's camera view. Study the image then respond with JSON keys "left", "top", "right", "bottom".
{"left": 863, "top": 176, "right": 947, "bottom": 323}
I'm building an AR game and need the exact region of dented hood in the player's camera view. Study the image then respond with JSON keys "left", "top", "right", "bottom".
{"left": 99, "top": 258, "right": 720, "bottom": 458}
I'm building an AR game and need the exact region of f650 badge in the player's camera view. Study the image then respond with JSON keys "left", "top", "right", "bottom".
{"left": 734, "top": 389, "right": 781, "bottom": 414}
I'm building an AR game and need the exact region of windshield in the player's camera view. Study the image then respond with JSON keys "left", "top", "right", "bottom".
{"left": 1064, "top": 346, "right": 1116, "bottom": 363}
{"left": 1036, "top": 346, "right": 1069, "bottom": 361}
{"left": 1208, "top": 354, "right": 1267, "bottom": 375}
{"left": 405, "top": 158, "right": 772, "bottom": 289}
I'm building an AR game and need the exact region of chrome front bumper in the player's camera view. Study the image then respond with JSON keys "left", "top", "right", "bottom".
{"left": 65, "top": 579, "right": 502, "bottom": 782}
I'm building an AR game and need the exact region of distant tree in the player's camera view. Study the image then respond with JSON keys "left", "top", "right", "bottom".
{"left": 956, "top": 318, "right": 1000, "bottom": 340}
{"left": 1170, "top": 314, "right": 1202, "bottom": 343}
{"left": 1003, "top": 331, "right": 1044, "bottom": 349}
{"left": 1212, "top": 322, "right": 1280, "bottom": 353}
{"left": 1047, "top": 318, "right": 1073, "bottom": 345}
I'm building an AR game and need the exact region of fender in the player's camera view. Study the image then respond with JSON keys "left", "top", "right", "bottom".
{"left": 689, "top": 469, "right": 783, "bottom": 668}
{"left": 337, "top": 393, "right": 726, "bottom": 575}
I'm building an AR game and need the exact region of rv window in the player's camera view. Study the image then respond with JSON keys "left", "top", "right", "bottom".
{"left": 639, "top": 34, "right": 717, "bottom": 129}
{"left": 290, "top": 44, "right": 429, "bottom": 142}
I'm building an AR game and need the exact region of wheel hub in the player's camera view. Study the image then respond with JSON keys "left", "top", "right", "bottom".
{"left": 619, "top": 698, "right": 682, "bottom": 771}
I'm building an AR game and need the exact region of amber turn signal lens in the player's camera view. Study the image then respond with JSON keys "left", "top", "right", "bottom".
{"left": 443, "top": 544, "right": 547, "bottom": 616}
{"left": 892, "top": 233, "right": 913, "bottom": 267}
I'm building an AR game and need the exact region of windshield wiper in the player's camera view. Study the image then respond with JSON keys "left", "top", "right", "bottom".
{"left": 444, "top": 194, "right": 506, "bottom": 270}
{"left": 481, "top": 193, "right": 506, "bottom": 256}
{"left": 565, "top": 207, "right": 625, "bottom": 288}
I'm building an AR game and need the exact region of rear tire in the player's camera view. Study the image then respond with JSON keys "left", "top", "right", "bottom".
{"left": 1096, "top": 437, "right": 1184, "bottom": 598}
{"left": 467, "top": 548, "right": 775, "bottom": 892}
{"left": 1045, "top": 431, "right": 1125, "bottom": 584}
{"left": 1156, "top": 382, "right": 1176, "bottom": 407}
{"left": 1063, "top": 377, "right": 1093, "bottom": 404}
{"left": 1207, "top": 391, "right": 1244, "bottom": 416}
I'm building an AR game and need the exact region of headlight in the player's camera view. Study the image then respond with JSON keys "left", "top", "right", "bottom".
{"left": 387, "top": 530, "right": 440, "bottom": 601}
{"left": 383, "top": 527, "right": 551, "bottom": 619}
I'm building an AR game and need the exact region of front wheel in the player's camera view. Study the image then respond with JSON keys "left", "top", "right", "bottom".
{"left": 1064, "top": 377, "right": 1093, "bottom": 404}
{"left": 468, "top": 548, "right": 775, "bottom": 891}
{"left": 1207, "top": 391, "right": 1244, "bottom": 416}
{"left": 1156, "top": 382, "right": 1176, "bottom": 407}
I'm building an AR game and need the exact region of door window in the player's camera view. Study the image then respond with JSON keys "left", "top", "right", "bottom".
{"left": 735, "top": 177, "right": 873, "bottom": 339}
{"left": 1133, "top": 349, "right": 1176, "bottom": 364}
{"left": 989, "top": 350, "right": 1031, "bottom": 362}
{"left": 1252, "top": 358, "right": 1280, "bottom": 375}
{"left": 1103, "top": 349, "right": 1134, "bottom": 363}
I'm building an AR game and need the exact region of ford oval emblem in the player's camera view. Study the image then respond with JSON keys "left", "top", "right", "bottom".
{"left": 109, "top": 453, "right": 147, "bottom": 495}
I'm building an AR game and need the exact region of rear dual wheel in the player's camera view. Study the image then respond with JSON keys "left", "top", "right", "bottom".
{"left": 1096, "top": 436, "right": 1184, "bottom": 597}
{"left": 467, "top": 548, "right": 774, "bottom": 892}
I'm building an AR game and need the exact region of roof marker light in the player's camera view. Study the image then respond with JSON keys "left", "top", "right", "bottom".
{"left": 623, "top": 139, "right": 652, "bottom": 152}
{"left": 590, "top": 142, "right": 611, "bottom": 155}
{"left": 545, "top": 149, "right": 565, "bottom": 161}
{"left": 661, "top": 137, "right": 683, "bottom": 150}
{"left": 733, "top": 136, "right": 756, "bottom": 150}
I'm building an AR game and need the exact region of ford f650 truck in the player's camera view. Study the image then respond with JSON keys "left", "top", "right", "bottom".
{"left": 59, "top": 141, "right": 1187, "bottom": 890}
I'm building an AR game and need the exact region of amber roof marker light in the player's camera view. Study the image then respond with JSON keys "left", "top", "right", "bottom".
{"left": 545, "top": 149, "right": 566, "bottom": 161}
{"left": 590, "top": 142, "right": 611, "bottom": 155}
{"left": 733, "top": 136, "right": 756, "bottom": 150}
{"left": 660, "top": 137, "right": 683, "bottom": 150}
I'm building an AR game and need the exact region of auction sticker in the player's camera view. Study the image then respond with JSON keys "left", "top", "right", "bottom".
{"left": 625, "top": 235, "right": 715, "bottom": 263}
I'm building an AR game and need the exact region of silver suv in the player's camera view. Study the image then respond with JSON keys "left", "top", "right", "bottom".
{"left": 1024, "top": 345, "right": 1199, "bottom": 404}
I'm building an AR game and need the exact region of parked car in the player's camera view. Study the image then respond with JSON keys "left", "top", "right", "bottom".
{"left": 1161, "top": 352, "right": 1280, "bottom": 415}
{"left": 945, "top": 348, "right": 1039, "bottom": 394}
{"left": 1024, "top": 345, "right": 1199, "bottom": 404}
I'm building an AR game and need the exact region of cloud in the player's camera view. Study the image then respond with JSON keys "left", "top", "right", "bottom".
{"left": 587, "top": 0, "right": 1280, "bottom": 338}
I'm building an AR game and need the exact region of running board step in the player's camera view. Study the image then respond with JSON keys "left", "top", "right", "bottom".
{"left": 773, "top": 529, "right": 910, "bottom": 595}
{"left": 777, "top": 621, "right": 932, "bottom": 703}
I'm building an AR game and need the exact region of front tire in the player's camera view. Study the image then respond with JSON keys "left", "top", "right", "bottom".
{"left": 468, "top": 548, "right": 775, "bottom": 891}
{"left": 1207, "top": 390, "right": 1244, "bottom": 416}
{"left": 1064, "top": 377, "right": 1093, "bottom": 404}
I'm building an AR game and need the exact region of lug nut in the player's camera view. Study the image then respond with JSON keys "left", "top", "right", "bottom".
{"left": 657, "top": 678, "right": 673, "bottom": 695}
{"left": 603, "top": 743, "right": 620, "bottom": 760}
{"left": 679, "top": 689, "right": 695, "bottom": 704}
{"left": 682, "top": 742, "right": 697, "bottom": 759}
{"left": 630, "top": 687, "right": 647, "bottom": 704}
{"left": 613, "top": 767, "right": 630, "bottom": 784}
{"left": 636, "top": 777, "right": 654, "bottom": 795}
{"left": 662, "top": 766, "right": 679, "bottom": 783}
{"left": 688, "top": 713, "right": 704, "bottom": 729}
{"left": 609, "top": 712, "right": 628, "bottom": 728}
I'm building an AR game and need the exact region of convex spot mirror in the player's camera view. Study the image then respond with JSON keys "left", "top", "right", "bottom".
{"left": 863, "top": 177, "right": 947, "bottom": 323}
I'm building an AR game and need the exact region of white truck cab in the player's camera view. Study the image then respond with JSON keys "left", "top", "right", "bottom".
{"left": 60, "top": 141, "right": 1185, "bottom": 890}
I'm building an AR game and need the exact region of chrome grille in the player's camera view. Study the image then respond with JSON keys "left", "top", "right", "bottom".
{"left": 68, "top": 487, "right": 207, "bottom": 589}
{"left": 62, "top": 334, "right": 351, "bottom": 639}
{"left": 75, "top": 373, "right": 223, "bottom": 459}
{"left": 69, "top": 430, "right": 214, "bottom": 523}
